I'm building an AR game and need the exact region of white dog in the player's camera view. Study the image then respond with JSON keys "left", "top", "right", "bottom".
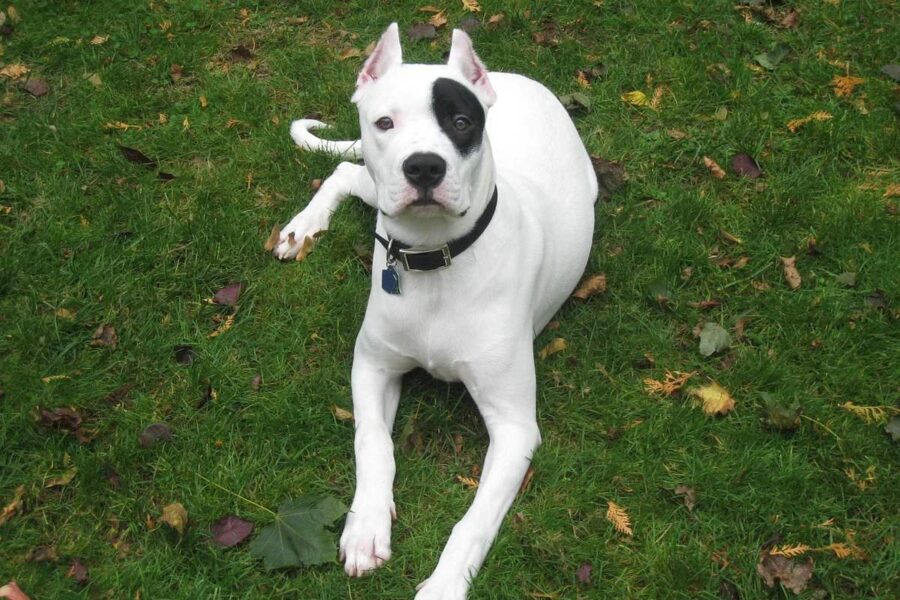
{"left": 274, "top": 23, "right": 597, "bottom": 599}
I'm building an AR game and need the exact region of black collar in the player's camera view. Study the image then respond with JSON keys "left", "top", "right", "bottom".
{"left": 374, "top": 187, "right": 498, "bottom": 272}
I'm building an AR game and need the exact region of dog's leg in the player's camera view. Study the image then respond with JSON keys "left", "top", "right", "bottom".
{"left": 273, "top": 162, "right": 376, "bottom": 260}
{"left": 340, "top": 342, "right": 408, "bottom": 577}
{"left": 415, "top": 339, "right": 541, "bottom": 600}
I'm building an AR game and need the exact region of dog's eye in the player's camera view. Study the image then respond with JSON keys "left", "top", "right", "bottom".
{"left": 453, "top": 115, "right": 471, "bottom": 131}
{"left": 375, "top": 117, "right": 394, "bottom": 131}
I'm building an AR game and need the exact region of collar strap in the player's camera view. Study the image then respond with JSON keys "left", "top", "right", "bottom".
{"left": 374, "top": 187, "right": 498, "bottom": 272}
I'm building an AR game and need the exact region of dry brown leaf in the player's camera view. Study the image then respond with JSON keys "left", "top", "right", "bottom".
{"left": 757, "top": 554, "right": 814, "bottom": 595}
{"left": 199, "top": 95, "right": 208, "bottom": 108}
{"left": 644, "top": 370, "right": 696, "bottom": 396}
{"left": 786, "top": 111, "right": 832, "bottom": 133}
{"left": 649, "top": 85, "right": 669, "bottom": 110}
{"left": 461, "top": 0, "right": 482, "bottom": 13}
{"left": 331, "top": 405, "right": 354, "bottom": 422}
{"left": 572, "top": 273, "right": 607, "bottom": 300}
{"left": 161, "top": 502, "right": 187, "bottom": 535}
{"left": 832, "top": 75, "right": 864, "bottom": 98}
{"left": 90, "top": 35, "right": 109, "bottom": 45}
{"left": 703, "top": 156, "right": 726, "bottom": 179}
{"left": 780, "top": 256, "right": 801, "bottom": 290}
{"left": 208, "top": 313, "right": 235, "bottom": 338}
{"left": 0, "top": 64, "right": 30, "bottom": 80}
{"left": 45, "top": 467, "right": 77, "bottom": 488}
{"left": 688, "top": 382, "right": 735, "bottom": 416}
{"left": 606, "top": 501, "right": 633, "bottom": 536}
{"left": 840, "top": 402, "right": 896, "bottom": 424}
{"left": 488, "top": 13, "right": 504, "bottom": 27}
{"left": 538, "top": 337, "right": 567, "bottom": 360}
{"left": 294, "top": 234, "right": 316, "bottom": 261}
{"left": 417, "top": 5, "right": 442, "bottom": 13}
{"left": 769, "top": 544, "right": 811, "bottom": 558}
{"left": 883, "top": 183, "right": 900, "bottom": 198}
{"left": 0, "top": 485, "right": 25, "bottom": 527}
{"left": 103, "top": 121, "right": 144, "bottom": 131}
{"left": 429, "top": 11, "right": 448, "bottom": 28}
{"left": 456, "top": 474, "right": 479, "bottom": 490}
{"left": 518, "top": 466, "right": 535, "bottom": 494}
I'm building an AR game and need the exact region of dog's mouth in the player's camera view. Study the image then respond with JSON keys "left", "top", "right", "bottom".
{"left": 409, "top": 188, "right": 441, "bottom": 207}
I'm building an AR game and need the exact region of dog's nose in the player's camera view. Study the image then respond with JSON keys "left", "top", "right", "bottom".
{"left": 402, "top": 153, "right": 447, "bottom": 189}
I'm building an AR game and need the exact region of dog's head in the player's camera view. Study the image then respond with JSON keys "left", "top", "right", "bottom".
{"left": 352, "top": 23, "right": 496, "bottom": 220}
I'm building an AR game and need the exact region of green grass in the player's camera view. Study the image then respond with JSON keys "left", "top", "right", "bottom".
{"left": 1, "top": 1, "right": 898, "bottom": 598}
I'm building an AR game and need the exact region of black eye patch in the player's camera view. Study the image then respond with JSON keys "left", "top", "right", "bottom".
{"left": 431, "top": 77, "right": 485, "bottom": 156}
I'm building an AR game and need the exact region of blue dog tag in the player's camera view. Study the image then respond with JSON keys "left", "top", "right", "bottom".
{"left": 381, "top": 265, "right": 401, "bottom": 295}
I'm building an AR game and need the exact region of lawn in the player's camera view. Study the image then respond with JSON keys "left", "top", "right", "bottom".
{"left": 1, "top": 1, "right": 898, "bottom": 598}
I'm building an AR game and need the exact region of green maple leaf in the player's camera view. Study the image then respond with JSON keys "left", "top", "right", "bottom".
{"left": 249, "top": 495, "right": 347, "bottom": 570}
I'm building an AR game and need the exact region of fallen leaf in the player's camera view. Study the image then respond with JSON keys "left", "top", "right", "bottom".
{"left": 780, "top": 256, "right": 801, "bottom": 290}
{"left": 0, "top": 485, "right": 25, "bottom": 527}
{"left": 208, "top": 313, "right": 235, "bottom": 338}
{"left": 0, "top": 64, "right": 29, "bottom": 79}
{"left": 688, "top": 299, "right": 722, "bottom": 310}
{"left": 606, "top": 501, "right": 633, "bottom": 536}
{"left": 674, "top": 485, "right": 697, "bottom": 511}
{"left": 649, "top": 84, "right": 668, "bottom": 109}
{"left": 118, "top": 145, "right": 156, "bottom": 168}
{"left": 85, "top": 72, "right": 102, "bottom": 88}
{"left": 621, "top": 90, "right": 650, "bottom": 107}
{"left": 250, "top": 374, "right": 262, "bottom": 391}
{"left": 558, "top": 92, "right": 591, "bottom": 113}
{"left": 786, "top": 111, "right": 832, "bottom": 133}
{"left": 173, "top": 344, "right": 197, "bottom": 365}
{"left": 461, "top": 0, "right": 481, "bottom": 12}
{"left": 840, "top": 402, "right": 895, "bottom": 424}
{"left": 90, "top": 324, "right": 118, "bottom": 349}
{"left": 407, "top": 23, "right": 436, "bottom": 41}
{"left": 689, "top": 382, "right": 735, "bottom": 416}
{"left": 0, "top": 581, "right": 30, "bottom": 600}
{"left": 538, "top": 337, "right": 567, "bottom": 360}
{"left": 90, "top": 34, "right": 108, "bottom": 45}
{"left": 429, "top": 11, "right": 448, "bottom": 28}
{"left": 730, "top": 153, "right": 762, "bottom": 178}
{"left": 761, "top": 393, "right": 801, "bottom": 431}
{"left": 249, "top": 495, "right": 347, "bottom": 569}
{"left": 161, "top": 502, "right": 188, "bottom": 536}
{"left": 519, "top": 466, "right": 535, "bottom": 494}
{"left": 754, "top": 43, "right": 790, "bottom": 70}
{"left": 45, "top": 466, "right": 77, "bottom": 488}
{"left": 832, "top": 75, "right": 864, "bottom": 98}
{"left": 703, "top": 156, "right": 726, "bottom": 179}
{"left": 21, "top": 78, "right": 49, "bottom": 97}
{"left": 6, "top": 6, "right": 20, "bottom": 24}
{"left": 644, "top": 370, "right": 695, "bottom": 396}
{"left": 331, "top": 405, "right": 353, "bottom": 422}
{"left": 780, "top": 8, "right": 800, "bottom": 28}
{"left": 139, "top": 422, "right": 173, "bottom": 448}
{"left": 756, "top": 554, "right": 814, "bottom": 595}
{"left": 769, "top": 544, "right": 811, "bottom": 558}
{"left": 41, "top": 374, "right": 70, "bottom": 383}
{"left": 417, "top": 5, "right": 442, "bottom": 13}
{"left": 699, "top": 322, "right": 731, "bottom": 357}
{"left": 67, "top": 559, "right": 89, "bottom": 584}
{"left": 488, "top": 13, "right": 504, "bottom": 27}
{"left": 573, "top": 273, "right": 607, "bottom": 300}
{"left": 456, "top": 474, "right": 479, "bottom": 490}
{"left": 294, "top": 234, "right": 316, "bottom": 262}
{"left": 576, "top": 561, "right": 592, "bottom": 585}
{"left": 211, "top": 515, "right": 254, "bottom": 548}
{"left": 25, "top": 545, "right": 59, "bottom": 562}
{"left": 263, "top": 225, "right": 281, "bottom": 252}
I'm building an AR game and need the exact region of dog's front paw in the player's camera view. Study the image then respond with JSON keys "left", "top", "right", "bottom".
{"left": 340, "top": 503, "right": 394, "bottom": 577}
{"left": 270, "top": 208, "right": 329, "bottom": 261}
{"left": 414, "top": 575, "right": 470, "bottom": 600}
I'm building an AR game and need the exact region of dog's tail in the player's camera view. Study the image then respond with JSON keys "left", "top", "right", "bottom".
{"left": 290, "top": 119, "right": 362, "bottom": 160}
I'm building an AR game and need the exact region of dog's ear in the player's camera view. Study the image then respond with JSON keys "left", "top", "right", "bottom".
{"left": 447, "top": 29, "right": 496, "bottom": 107}
{"left": 352, "top": 23, "right": 402, "bottom": 102}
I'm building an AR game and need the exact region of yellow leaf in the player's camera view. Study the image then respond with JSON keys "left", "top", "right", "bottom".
{"left": 538, "top": 337, "right": 567, "bottom": 360}
{"left": 572, "top": 273, "right": 607, "bottom": 300}
{"left": 840, "top": 402, "right": 896, "bottom": 424}
{"left": 55, "top": 308, "right": 76, "bottom": 320}
{"left": 90, "top": 35, "right": 109, "bottom": 45}
{"left": 0, "top": 63, "right": 30, "bottom": 80}
{"left": 780, "top": 256, "right": 801, "bottom": 290}
{"left": 417, "top": 5, "right": 443, "bottom": 13}
{"left": 832, "top": 75, "right": 864, "bottom": 98}
{"left": 703, "top": 156, "right": 726, "bottom": 179}
{"left": 576, "top": 70, "right": 590, "bottom": 89}
{"left": 769, "top": 544, "right": 811, "bottom": 558}
{"left": 462, "top": 0, "right": 482, "bottom": 13}
{"left": 621, "top": 90, "right": 649, "bottom": 107}
{"left": 488, "top": 13, "right": 505, "bottom": 26}
{"left": 819, "top": 543, "right": 852, "bottom": 559}
{"left": 456, "top": 474, "right": 479, "bottom": 490}
{"left": 884, "top": 183, "right": 900, "bottom": 198}
{"left": 103, "top": 121, "right": 143, "bottom": 131}
{"left": 199, "top": 95, "right": 208, "bottom": 108}
{"left": 786, "top": 110, "right": 832, "bottom": 133}
{"left": 85, "top": 72, "right": 102, "bottom": 88}
{"left": 41, "top": 374, "right": 70, "bottom": 383}
{"left": 644, "top": 370, "right": 696, "bottom": 397}
{"left": 182, "top": 116, "right": 190, "bottom": 130}
{"left": 606, "top": 501, "right": 633, "bottom": 536}
{"left": 331, "top": 405, "right": 354, "bottom": 421}
{"left": 688, "top": 382, "right": 735, "bottom": 416}
{"left": 161, "top": 502, "right": 188, "bottom": 535}
{"left": 208, "top": 313, "right": 235, "bottom": 338}
{"left": 0, "top": 485, "right": 25, "bottom": 527}
{"left": 7, "top": 5, "right": 20, "bottom": 23}
{"left": 158, "top": 113, "right": 169, "bottom": 125}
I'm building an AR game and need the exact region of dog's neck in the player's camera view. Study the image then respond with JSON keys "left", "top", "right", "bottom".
{"left": 381, "top": 141, "right": 496, "bottom": 248}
